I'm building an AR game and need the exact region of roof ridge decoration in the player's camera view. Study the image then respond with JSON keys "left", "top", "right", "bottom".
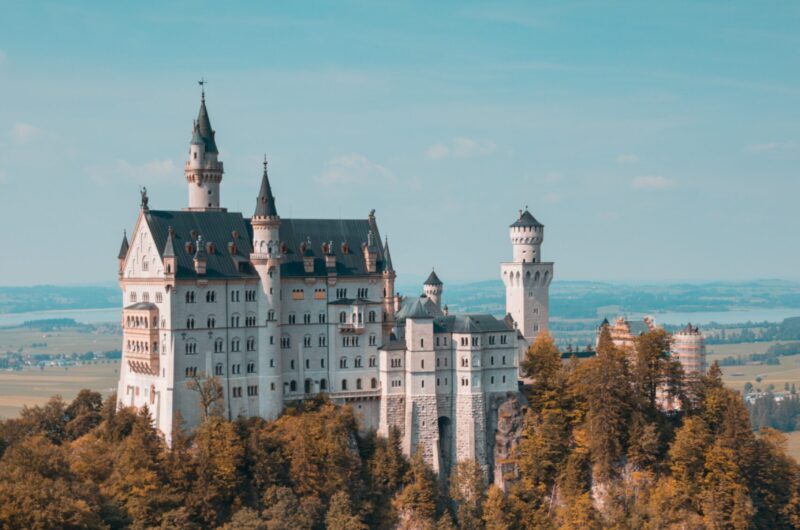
{"left": 163, "top": 227, "right": 176, "bottom": 257}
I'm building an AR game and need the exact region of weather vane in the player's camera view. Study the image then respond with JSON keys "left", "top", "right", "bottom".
{"left": 198, "top": 77, "right": 207, "bottom": 100}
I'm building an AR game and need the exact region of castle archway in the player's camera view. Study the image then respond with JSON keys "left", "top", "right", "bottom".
{"left": 438, "top": 416, "right": 453, "bottom": 473}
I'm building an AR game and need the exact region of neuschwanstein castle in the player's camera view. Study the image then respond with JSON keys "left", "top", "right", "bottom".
{"left": 116, "top": 90, "right": 553, "bottom": 477}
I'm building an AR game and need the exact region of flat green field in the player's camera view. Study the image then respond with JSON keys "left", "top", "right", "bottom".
{"left": 707, "top": 342, "right": 800, "bottom": 393}
{"left": 0, "top": 327, "right": 120, "bottom": 356}
{"left": 0, "top": 362, "right": 119, "bottom": 419}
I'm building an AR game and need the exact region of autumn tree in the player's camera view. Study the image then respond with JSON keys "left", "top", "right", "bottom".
{"left": 449, "top": 459, "right": 487, "bottom": 529}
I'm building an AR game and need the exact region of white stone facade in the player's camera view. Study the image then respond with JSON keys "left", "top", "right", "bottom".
{"left": 116, "top": 94, "right": 551, "bottom": 477}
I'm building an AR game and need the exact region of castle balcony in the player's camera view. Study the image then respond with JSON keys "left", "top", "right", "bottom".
{"left": 122, "top": 302, "right": 160, "bottom": 375}
{"left": 338, "top": 323, "right": 366, "bottom": 335}
{"left": 328, "top": 389, "right": 381, "bottom": 401}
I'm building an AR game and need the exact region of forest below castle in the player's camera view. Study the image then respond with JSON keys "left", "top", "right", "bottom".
{"left": 0, "top": 328, "right": 798, "bottom": 529}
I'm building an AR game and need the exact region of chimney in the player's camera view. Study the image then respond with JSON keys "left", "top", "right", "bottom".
{"left": 324, "top": 240, "right": 336, "bottom": 269}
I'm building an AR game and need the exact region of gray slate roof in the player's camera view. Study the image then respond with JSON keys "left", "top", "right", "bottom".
{"left": 118, "top": 231, "right": 129, "bottom": 259}
{"left": 424, "top": 269, "right": 443, "bottom": 286}
{"left": 195, "top": 98, "right": 219, "bottom": 154}
{"left": 396, "top": 295, "right": 442, "bottom": 320}
{"left": 383, "top": 238, "right": 394, "bottom": 272}
{"left": 510, "top": 209, "right": 543, "bottom": 228}
{"left": 254, "top": 162, "right": 278, "bottom": 217}
{"left": 432, "top": 314, "right": 514, "bottom": 334}
{"left": 144, "top": 210, "right": 256, "bottom": 279}
{"left": 143, "top": 211, "right": 388, "bottom": 279}
{"left": 627, "top": 320, "right": 651, "bottom": 336}
{"left": 277, "top": 218, "right": 388, "bottom": 278}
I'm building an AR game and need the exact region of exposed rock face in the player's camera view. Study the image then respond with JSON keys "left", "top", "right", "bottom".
{"left": 492, "top": 395, "right": 526, "bottom": 490}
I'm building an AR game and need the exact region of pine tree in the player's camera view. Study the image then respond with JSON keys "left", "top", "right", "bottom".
{"left": 584, "top": 324, "right": 632, "bottom": 480}
{"left": 482, "top": 486, "right": 516, "bottom": 530}
{"left": 521, "top": 331, "right": 562, "bottom": 413}
{"left": 700, "top": 442, "right": 754, "bottom": 530}
{"left": 449, "top": 459, "right": 486, "bottom": 530}
{"left": 326, "top": 491, "right": 367, "bottom": 530}
{"left": 395, "top": 450, "right": 439, "bottom": 529}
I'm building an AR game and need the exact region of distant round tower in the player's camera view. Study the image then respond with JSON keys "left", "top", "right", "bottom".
{"left": 423, "top": 269, "right": 443, "bottom": 309}
{"left": 185, "top": 87, "right": 224, "bottom": 211}
{"left": 250, "top": 157, "right": 283, "bottom": 420}
{"left": 500, "top": 208, "right": 553, "bottom": 353}
{"left": 672, "top": 323, "right": 706, "bottom": 379}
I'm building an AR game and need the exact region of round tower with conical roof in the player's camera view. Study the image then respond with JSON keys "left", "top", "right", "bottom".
{"left": 423, "top": 269, "right": 443, "bottom": 309}
{"left": 250, "top": 157, "right": 283, "bottom": 420}
{"left": 185, "top": 88, "right": 225, "bottom": 211}
{"left": 500, "top": 208, "right": 554, "bottom": 356}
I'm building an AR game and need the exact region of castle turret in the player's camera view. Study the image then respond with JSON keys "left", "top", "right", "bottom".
{"left": 672, "top": 323, "right": 706, "bottom": 380}
{"left": 250, "top": 157, "right": 283, "bottom": 419}
{"left": 382, "top": 237, "right": 396, "bottom": 337}
{"left": 185, "top": 87, "right": 224, "bottom": 211}
{"left": 500, "top": 208, "right": 553, "bottom": 361}
{"left": 423, "top": 269, "right": 443, "bottom": 309}
{"left": 117, "top": 230, "right": 129, "bottom": 277}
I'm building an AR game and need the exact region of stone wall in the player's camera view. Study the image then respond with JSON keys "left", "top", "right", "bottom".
{"left": 407, "top": 395, "right": 441, "bottom": 473}
{"left": 379, "top": 394, "right": 406, "bottom": 438}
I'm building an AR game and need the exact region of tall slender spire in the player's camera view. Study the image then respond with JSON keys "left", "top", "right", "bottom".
{"left": 383, "top": 237, "right": 394, "bottom": 273}
{"left": 195, "top": 89, "right": 218, "bottom": 154}
{"left": 118, "top": 230, "right": 129, "bottom": 259}
{"left": 254, "top": 155, "right": 278, "bottom": 217}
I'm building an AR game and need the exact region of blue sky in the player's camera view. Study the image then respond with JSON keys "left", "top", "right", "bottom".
{"left": 0, "top": 1, "right": 798, "bottom": 286}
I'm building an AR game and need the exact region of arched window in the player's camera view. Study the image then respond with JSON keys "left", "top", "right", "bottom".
{"left": 368, "top": 356, "right": 376, "bottom": 367}
{"left": 339, "top": 311, "right": 347, "bottom": 323}
{"left": 214, "top": 363, "right": 223, "bottom": 376}
{"left": 340, "top": 357, "right": 348, "bottom": 369}
{"left": 320, "top": 378, "right": 327, "bottom": 391}
{"left": 186, "top": 317, "right": 195, "bottom": 329}
{"left": 341, "top": 379, "right": 348, "bottom": 391}
{"left": 368, "top": 311, "right": 376, "bottom": 323}
{"left": 290, "top": 380, "right": 297, "bottom": 392}
{"left": 356, "top": 378, "right": 362, "bottom": 390}
{"left": 355, "top": 356, "right": 363, "bottom": 368}
{"left": 371, "top": 378, "right": 377, "bottom": 389}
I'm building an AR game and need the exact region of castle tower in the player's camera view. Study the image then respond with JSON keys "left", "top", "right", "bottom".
{"left": 185, "top": 87, "right": 224, "bottom": 211}
{"left": 250, "top": 157, "right": 283, "bottom": 419}
{"left": 500, "top": 208, "right": 553, "bottom": 350}
{"left": 672, "top": 323, "right": 706, "bottom": 380}
{"left": 382, "top": 237, "right": 396, "bottom": 337}
{"left": 423, "top": 270, "right": 443, "bottom": 309}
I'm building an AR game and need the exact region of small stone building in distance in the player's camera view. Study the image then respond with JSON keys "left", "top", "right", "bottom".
{"left": 116, "top": 89, "right": 553, "bottom": 478}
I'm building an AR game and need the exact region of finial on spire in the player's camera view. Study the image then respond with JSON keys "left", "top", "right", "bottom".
{"left": 198, "top": 77, "right": 207, "bottom": 101}
{"left": 263, "top": 154, "right": 268, "bottom": 173}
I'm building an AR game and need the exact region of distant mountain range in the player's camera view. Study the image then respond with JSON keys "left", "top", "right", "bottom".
{"left": 2, "top": 280, "right": 800, "bottom": 321}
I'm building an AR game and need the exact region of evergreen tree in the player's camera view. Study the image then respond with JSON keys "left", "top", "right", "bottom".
{"left": 700, "top": 442, "right": 754, "bottom": 530}
{"left": 482, "top": 486, "right": 516, "bottom": 530}
{"left": 449, "top": 459, "right": 486, "bottom": 530}
{"left": 326, "top": 491, "right": 367, "bottom": 530}
{"left": 395, "top": 450, "right": 439, "bottom": 529}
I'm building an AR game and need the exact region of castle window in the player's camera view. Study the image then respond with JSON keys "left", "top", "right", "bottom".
{"left": 436, "top": 337, "right": 440, "bottom": 347}
{"left": 231, "top": 315, "right": 240, "bottom": 327}
{"left": 281, "top": 337, "right": 290, "bottom": 349}
{"left": 368, "top": 356, "right": 376, "bottom": 367}
{"left": 472, "top": 337, "right": 479, "bottom": 346}
{"left": 290, "top": 380, "right": 297, "bottom": 392}
{"left": 319, "top": 335, "right": 327, "bottom": 347}
{"left": 336, "top": 288, "right": 347, "bottom": 299}
{"left": 340, "top": 357, "right": 348, "bottom": 369}
{"left": 437, "top": 378, "right": 440, "bottom": 386}
{"left": 247, "top": 361, "right": 255, "bottom": 373}
{"left": 341, "top": 379, "right": 348, "bottom": 391}
{"left": 502, "top": 355, "right": 506, "bottom": 365}
{"left": 288, "top": 313, "right": 296, "bottom": 325}
{"left": 247, "top": 385, "right": 258, "bottom": 396}
{"left": 321, "top": 358, "right": 325, "bottom": 368}
{"left": 185, "top": 291, "right": 195, "bottom": 303}
{"left": 303, "top": 335, "right": 311, "bottom": 347}
{"left": 186, "top": 317, "right": 195, "bottom": 329}
{"left": 292, "top": 289, "right": 305, "bottom": 300}
{"left": 461, "top": 357, "right": 468, "bottom": 367}
{"left": 339, "top": 311, "right": 347, "bottom": 324}
{"left": 444, "top": 337, "right": 448, "bottom": 346}
{"left": 232, "top": 386, "right": 242, "bottom": 398}
{"left": 214, "top": 338, "right": 224, "bottom": 353}
{"left": 215, "top": 363, "right": 223, "bottom": 376}
{"left": 491, "top": 356, "right": 494, "bottom": 365}
{"left": 130, "top": 292, "right": 137, "bottom": 303}
{"left": 231, "top": 290, "right": 240, "bottom": 302}
{"left": 232, "top": 363, "right": 241, "bottom": 374}
{"left": 142, "top": 260, "right": 149, "bottom": 272}
{"left": 305, "top": 359, "right": 310, "bottom": 369}
{"left": 491, "top": 376, "right": 495, "bottom": 384}
{"left": 319, "top": 312, "right": 326, "bottom": 324}
{"left": 369, "top": 335, "right": 376, "bottom": 346}
{"left": 290, "top": 360, "right": 295, "bottom": 370}
{"left": 421, "top": 359, "right": 424, "bottom": 369}
{"left": 270, "top": 358, "right": 275, "bottom": 368}
{"left": 355, "top": 356, "right": 363, "bottom": 368}
{"left": 142, "top": 292, "right": 149, "bottom": 302}
{"left": 247, "top": 337, "right": 255, "bottom": 351}
{"left": 503, "top": 375, "right": 507, "bottom": 383}
{"left": 303, "top": 313, "right": 311, "bottom": 324}
{"left": 271, "top": 382, "right": 276, "bottom": 391}
{"left": 368, "top": 311, "right": 376, "bottom": 323}
{"left": 500, "top": 335, "right": 508, "bottom": 345}
{"left": 156, "top": 292, "right": 163, "bottom": 303}
{"left": 231, "top": 339, "right": 240, "bottom": 352}
{"left": 356, "top": 378, "right": 362, "bottom": 390}
{"left": 371, "top": 378, "right": 377, "bottom": 389}
{"left": 421, "top": 380, "right": 424, "bottom": 388}
{"left": 207, "top": 316, "right": 216, "bottom": 328}
{"left": 206, "top": 291, "right": 216, "bottom": 303}
{"left": 184, "top": 339, "right": 196, "bottom": 354}
{"left": 185, "top": 367, "right": 197, "bottom": 378}
{"left": 315, "top": 288, "right": 326, "bottom": 300}
{"left": 489, "top": 335, "right": 495, "bottom": 345}
{"left": 436, "top": 358, "right": 440, "bottom": 367}
{"left": 270, "top": 336, "right": 274, "bottom": 345}
{"left": 268, "top": 310, "right": 275, "bottom": 321}
{"left": 420, "top": 338, "right": 424, "bottom": 348}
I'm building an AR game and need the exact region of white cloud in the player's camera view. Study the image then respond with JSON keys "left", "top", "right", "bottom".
{"left": 87, "top": 158, "right": 178, "bottom": 184}
{"left": 11, "top": 123, "right": 41, "bottom": 144}
{"left": 631, "top": 175, "right": 676, "bottom": 190}
{"left": 318, "top": 154, "right": 394, "bottom": 185}
{"left": 616, "top": 153, "right": 639, "bottom": 164}
{"left": 425, "top": 137, "right": 497, "bottom": 160}
{"left": 744, "top": 141, "right": 796, "bottom": 153}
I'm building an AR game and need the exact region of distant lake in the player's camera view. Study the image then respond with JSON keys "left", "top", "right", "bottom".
{"left": 631, "top": 308, "right": 800, "bottom": 326}
{"left": 0, "top": 307, "right": 120, "bottom": 327}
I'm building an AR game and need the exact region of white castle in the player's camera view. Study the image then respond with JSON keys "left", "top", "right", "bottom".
{"left": 116, "top": 91, "right": 553, "bottom": 476}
